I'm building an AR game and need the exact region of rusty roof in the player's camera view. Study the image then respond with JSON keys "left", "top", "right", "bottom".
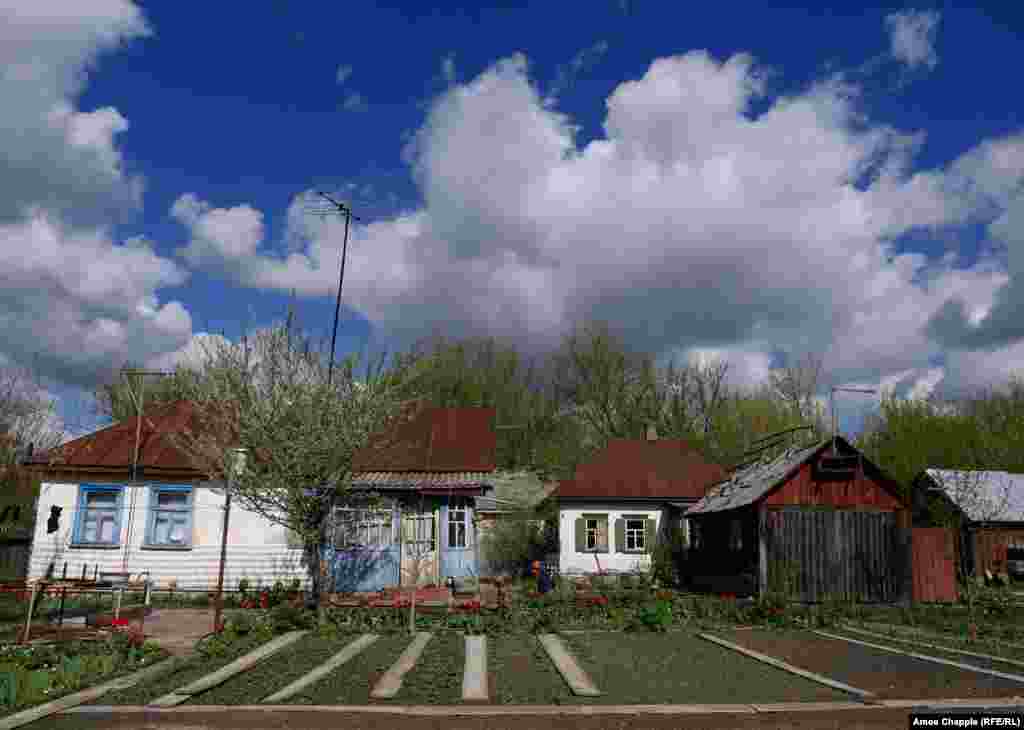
{"left": 555, "top": 439, "right": 728, "bottom": 501}
{"left": 25, "top": 400, "right": 207, "bottom": 477}
{"left": 350, "top": 405, "right": 497, "bottom": 473}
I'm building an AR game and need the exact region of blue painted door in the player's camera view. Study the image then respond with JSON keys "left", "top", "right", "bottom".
{"left": 440, "top": 499, "right": 476, "bottom": 579}
{"left": 331, "top": 506, "right": 400, "bottom": 592}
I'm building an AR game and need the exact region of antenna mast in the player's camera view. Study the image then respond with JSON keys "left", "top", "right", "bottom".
{"left": 305, "top": 191, "right": 362, "bottom": 387}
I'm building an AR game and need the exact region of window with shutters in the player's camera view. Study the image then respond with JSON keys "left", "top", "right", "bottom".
{"left": 144, "top": 486, "right": 193, "bottom": 548}
{"left": 625, "top": 519, "right": 645, "bottom": 551}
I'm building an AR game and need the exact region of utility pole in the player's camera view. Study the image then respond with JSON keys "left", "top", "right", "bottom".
{"left": 307, "top": 191, "right": 361, "bottom": 387}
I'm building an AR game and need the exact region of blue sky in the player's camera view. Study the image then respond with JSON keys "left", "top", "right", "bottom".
{"left": 2, "top": 1, "right": 1024, "bottom": 440}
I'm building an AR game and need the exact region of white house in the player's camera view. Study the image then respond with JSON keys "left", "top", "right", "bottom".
{"left": 24, "top": 401, "right": 309, "bottom": 591}
{"left": 554, "top": 427, "right": 727, "bottom": 577}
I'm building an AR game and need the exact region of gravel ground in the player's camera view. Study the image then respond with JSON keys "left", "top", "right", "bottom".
{"left": 190, "top": 633, "right": 369, "bottom": 705}
{"left": 561, "top": 632, "right": 845, "bottom": 704}
{"left": 96, "top": 632, "right": 275, "bottom": 706}
{"left": 488, "top": 634, "right": 576, "bottom": 704}
{"left": 391, "top": 632, "right": 465, "bottom": 704}
{"left": 718, "top": 628, "right": 1024, "bottom": 700}
{"left": 284, "top": 635, "right": 410, "bottom": 705}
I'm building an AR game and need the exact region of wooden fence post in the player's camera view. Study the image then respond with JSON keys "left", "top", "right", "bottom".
{"left": 22, "top": 583, "right": 38, "bottom": 643}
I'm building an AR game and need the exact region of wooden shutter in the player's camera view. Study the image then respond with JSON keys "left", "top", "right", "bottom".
{"left": 575, "top": 518, "right": 585, "bottom": 552}
{"left": 645, "top": 519, "right": 656, "bottom": 554}
{"left": 614, "top": 518, "right": 625, "bottom": 554}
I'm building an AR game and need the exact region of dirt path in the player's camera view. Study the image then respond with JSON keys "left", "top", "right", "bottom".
{"left": 136, "top": 609, "right": 215, "bottom": 656}
{"left": 34, "top": 707, "right": 938, "bottom": 730}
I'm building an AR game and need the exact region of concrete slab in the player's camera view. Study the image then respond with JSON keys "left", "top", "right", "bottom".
{"left": 462, "top": 636, "right": 487, "bottom": 701}
{"left": 699, "top": 632, "right": 874, "bottom": 700}
{"left": 149, "top": 630, "right": 307, "bottom": 706}
{"left": 370, "top": 632, "right": 433, "bottom": 699}
{"left": 0, "top": 656, "right": 180, "bottom": 730}
{"left": 537, "top": 634, "right": 601, "bottom": 697}
{"left": 261, "top": 634, "right": 379, "bottom": 703}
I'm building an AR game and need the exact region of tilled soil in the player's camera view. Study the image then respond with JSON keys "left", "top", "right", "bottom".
{"left": 717, "top": 628, "right": 1024, "bottom": 700}
{"left": 561, "top": 632, "right": 846, "bottom": 704}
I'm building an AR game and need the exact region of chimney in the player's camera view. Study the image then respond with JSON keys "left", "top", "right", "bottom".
{"left": 645, "top": 423, "right": 658, "bottom": 442}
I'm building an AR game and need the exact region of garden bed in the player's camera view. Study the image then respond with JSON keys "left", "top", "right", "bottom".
{"left": 94, "top": 629, "right": 277, "bottom": 705}
{"left": 560, "top": 631, "right": 847, "bottom": 704}
{"left": 489, "top": 634, "right": 575, "bottom": 704}
{"left": 0, "top": 635, "right": 169, "bottom": 717}
{"left": 282, "top": 634, "right": 410, "bottom": 705}
{"left": 188, "top": 631, "right": 365, "bottom": 705}
{"left": 389, "top": 631, "right": 464, "bottom": 704}
{"left": 715, "top": 628, "right": 1024, "bottom": 700}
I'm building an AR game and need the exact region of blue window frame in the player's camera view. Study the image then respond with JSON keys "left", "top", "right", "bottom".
{"left": 144, "top": 485, "right": 194, "bottom": 549}
{"left": 72, "top": 485, "right": 124, "bottom": 546}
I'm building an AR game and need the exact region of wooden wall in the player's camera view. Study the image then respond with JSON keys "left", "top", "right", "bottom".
{"left": 763, "top": 460, "right": 903, "bottom": 510}
{"left": 973, "top": 527, "right": 1024, "bottom": 577}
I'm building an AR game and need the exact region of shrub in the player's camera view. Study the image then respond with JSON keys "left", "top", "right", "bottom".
{"left": 269, "top": 603, "right": 313, "bottom": 632}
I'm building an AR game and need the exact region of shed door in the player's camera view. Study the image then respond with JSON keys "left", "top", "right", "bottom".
{"left": 440, "top": 498, "right": 475, "bottom": 579}
{"left": 331, "top": 505, "right": 399, "bottom": 592}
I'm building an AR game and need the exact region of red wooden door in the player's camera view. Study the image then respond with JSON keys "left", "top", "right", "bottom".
{"left": 912, "top": 528, "right": 957, "bottom": 603}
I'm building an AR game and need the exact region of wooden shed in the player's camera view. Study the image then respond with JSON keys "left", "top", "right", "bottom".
{"left": 685, "top": 436, "right": 911, "bottom": 602}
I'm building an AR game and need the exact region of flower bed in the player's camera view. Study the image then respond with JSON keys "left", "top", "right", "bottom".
{"left": 0, "top": 629, "right": 167, "bottom": 716}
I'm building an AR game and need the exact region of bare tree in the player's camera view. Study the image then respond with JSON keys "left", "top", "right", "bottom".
{"left": 166, "top": 317, "right": 412, "bottom": 620}
{"left": 0, "top": 363, "right": 64, "bottom": 464}
{"left": 768, "top": 351, "right": 827, "bottom": 428}
{"left": 690, "top": 356, "right": 731, "bottom": 436}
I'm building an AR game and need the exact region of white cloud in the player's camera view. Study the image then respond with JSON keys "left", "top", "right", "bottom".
{"left": 0, "top": 1, "right": 196, "bottom": 392}
{"left": 146, "top": 332, "right": 231, "bottom": 372}
{"left": 885, "top": 10, "right": 940, "bottom": 71}
{"left": 0, "top": 0, "right": 149, "bottom": 226}
{"left": 336, "top": 64, "right": 353, "bottom": 84}
{"left": 170, "top": 49, "right": 1020, "bottom": 402}
{"left": 172, "top": 193, "right": 265, "bottom": 267}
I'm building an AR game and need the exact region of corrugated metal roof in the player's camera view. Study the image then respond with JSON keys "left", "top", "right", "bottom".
{"left": 350, "top": 405, "right": 497, "bottom": 473}
{"left": 554, "top": 439, "right": 727, "bottom": 501}
{"left": 348, "top": 471, "right": 493, "bottom": 489}
{"left": 475, "top": 471, "right": 558, "bottom": 512}
{"left": 686, "top": 439, "right": 828, "bottom": 515}
{"left": 25, "top": 400, "right": 206, "bottom": 476}
{"left": 924, "top": 469, "right": 1024, "bottom": 522}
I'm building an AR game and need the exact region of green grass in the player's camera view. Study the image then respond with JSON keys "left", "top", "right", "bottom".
{"left": 284, "top": 634, "right": 410, "bottom": 705}
{"left": 189, "top": 633, "right": 365, "bottom": 705}
{"left": 391, "top": 632, "right": 464, "bottom": 704}
{"left": 560, "top": 631, "right": 847, "bottom": 704}
{"left": 489, "top": 634, "right": 575, "bottom": 704}
{"left": 95, "top": 631, "right": 276, "bottom": 706}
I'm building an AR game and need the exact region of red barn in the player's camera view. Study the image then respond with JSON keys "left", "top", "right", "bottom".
{"left": 686, "top": 436, "right": 910, "bottom": 602}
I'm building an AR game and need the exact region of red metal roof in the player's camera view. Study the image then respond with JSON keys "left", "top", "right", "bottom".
{"left": 350, "top": 405, "right": 497, "bottom": 473}
{"left": 27, "top": 400, "right": 206, "bottom": 476}
{"left": 556, "top": 439, "right": 727, "bottom": 500}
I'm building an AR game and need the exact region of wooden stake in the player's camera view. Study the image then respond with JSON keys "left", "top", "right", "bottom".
{"left": 23, "top": 583, "right": 38, "bottom": 643}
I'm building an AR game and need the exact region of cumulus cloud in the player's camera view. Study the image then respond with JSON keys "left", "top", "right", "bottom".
{"left": 886, "top": 10, "right": 941, "bottom": 71}
{"left": 0, "top": 1, "right": 196, "bottom": 394}
{"left": 0, "top": 212, "right": 191, "bottom": 387}
{"left": 172, "top": 193, "right": 266, "bottom": 269}
{"left": 0, "top": 0, "right": 149, "bottom": 226}
{"left": 170, "top": 48, "right": 1021, "bottom": 399}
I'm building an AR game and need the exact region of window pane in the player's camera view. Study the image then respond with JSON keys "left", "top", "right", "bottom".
{"left": 98, "top": 515, "right": 115, "bottom": 543}
{"left": 169, "top": 518, "right": 188, "bottom": 544}
{"left": 153, "top": 515, "right": 171, "bottom": 543}
{"left": 86, "top": 492, "right": 118, "bottom": 507}
{"left": 82, "top": 517, "right": 98, "bottom": 543}
{"left": 157, "top": 492, "right": 188, "bottom": 510}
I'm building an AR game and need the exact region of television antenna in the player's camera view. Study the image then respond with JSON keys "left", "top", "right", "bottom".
{"left": 302, "top": 190, "right": 362, "bottom": 387}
